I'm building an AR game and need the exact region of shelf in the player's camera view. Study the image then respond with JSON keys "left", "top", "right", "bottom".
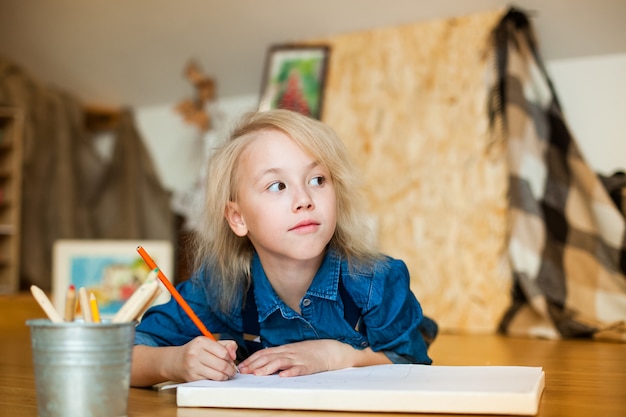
{"left": 0, "top": 107, "right": 23, "bottom": 294}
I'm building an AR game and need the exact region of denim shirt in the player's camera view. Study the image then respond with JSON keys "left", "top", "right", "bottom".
{"left": 135, "top": 249, "right": 432, "bottom": 365}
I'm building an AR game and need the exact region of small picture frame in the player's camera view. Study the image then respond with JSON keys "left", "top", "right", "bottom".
{"left": 52, "top": 239, "right": 174, "bottom": 318}
{"left": 258, "top": 44, "right": 330, "bottom": 119}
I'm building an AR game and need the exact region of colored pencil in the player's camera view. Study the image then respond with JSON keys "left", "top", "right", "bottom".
{"left": 112, "top": 268, "right": 161, "bottom": 323}
{"left": 136, "top": 245, "right": 216, "bottom": 340}
{"left": 63, "top": 284, "right": 76, "bottom": 322}
{"left": 78, "top": 287, "right": 93, "bottom": 323}
{"left": 89, "top": 292, "right": 101, "bottom": 323}
{"left": 30, "top": 285, "right": 63, "bottom": 323}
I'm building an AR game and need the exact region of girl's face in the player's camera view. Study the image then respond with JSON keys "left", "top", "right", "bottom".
{"left": 226, "top": 129, "right": 337, "bottom": 266}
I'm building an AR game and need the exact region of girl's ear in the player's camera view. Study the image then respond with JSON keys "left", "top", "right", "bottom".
{"left": 225, "top": 201, "right": 248, "bottom": 237}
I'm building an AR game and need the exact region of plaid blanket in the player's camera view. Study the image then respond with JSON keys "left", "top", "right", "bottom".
{"left": 489, "top": 9, "right": 626, "bottom": 342}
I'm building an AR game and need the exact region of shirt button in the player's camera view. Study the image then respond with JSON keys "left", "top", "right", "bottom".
{"left": 360, "top": 341, "right": 369, "bottom": 347}
{"left": 302, "top": 298, "right": 311, "bottom": 307}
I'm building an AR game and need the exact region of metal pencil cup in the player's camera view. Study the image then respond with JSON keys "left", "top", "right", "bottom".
{"left": 27, "top": 319, "right": 135, "bottom": 417}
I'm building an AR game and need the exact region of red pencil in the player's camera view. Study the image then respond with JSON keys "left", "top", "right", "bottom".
{"left": 63, "top": 284, "right": 76, "bottom": 322}
{"left": 136, "top": 245, "right": 216, "bottom": 341}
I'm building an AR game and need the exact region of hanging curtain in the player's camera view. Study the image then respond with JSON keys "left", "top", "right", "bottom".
{"left": 0, "top": 59, "right": 173, "bottom": 291}
{"left": 489, "top": 9, "right": 626, "bottom": 342}
{"left": 88, "top": 109, "right": 174, "bottom": 241}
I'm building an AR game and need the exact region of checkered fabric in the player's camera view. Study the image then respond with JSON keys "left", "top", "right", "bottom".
{"left": 490, "top": 9, "right": 626, "bottom": 342}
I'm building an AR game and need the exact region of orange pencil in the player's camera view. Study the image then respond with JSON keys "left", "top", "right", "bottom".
{"left": 136, "top": 245, "right": 216, "bottom": 341}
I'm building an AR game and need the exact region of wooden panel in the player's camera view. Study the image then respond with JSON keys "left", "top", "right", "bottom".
{"left": 315, "top": 9, "right": 509, "bottom": 332}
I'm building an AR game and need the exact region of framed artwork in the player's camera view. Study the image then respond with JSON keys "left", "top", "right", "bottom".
{"left": 52, "top": 239, "right": 174, "bottom": 318}
{"left": 258, "top": 44, "right": 330, "bottom": 119}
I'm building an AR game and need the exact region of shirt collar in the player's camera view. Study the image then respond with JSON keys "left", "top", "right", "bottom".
{"left": 250, "top": 248, "right": 342, "bottom": 320}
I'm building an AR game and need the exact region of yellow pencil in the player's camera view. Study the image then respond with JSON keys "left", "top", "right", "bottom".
{"left": 89, "top": 292, "right": 101, "bottom": 323}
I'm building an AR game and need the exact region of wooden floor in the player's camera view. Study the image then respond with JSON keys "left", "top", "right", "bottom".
{"left": 1, "top": 293, "right": 625, "bottom": 417}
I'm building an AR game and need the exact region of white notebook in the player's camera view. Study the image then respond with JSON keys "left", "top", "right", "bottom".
{"left": 163, "top": 364, "right": 545, "bottom": 415}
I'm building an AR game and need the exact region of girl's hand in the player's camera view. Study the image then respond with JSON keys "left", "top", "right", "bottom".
{"left": 162, "top": 337, "right": 239, "bottom": 382}
{"left": 237, "top": 339, "right": 390, "bottom": 377}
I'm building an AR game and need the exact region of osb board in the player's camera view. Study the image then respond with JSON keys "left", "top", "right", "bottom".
{"left": 315, "top": 9, "right": 510, "bottom": 333}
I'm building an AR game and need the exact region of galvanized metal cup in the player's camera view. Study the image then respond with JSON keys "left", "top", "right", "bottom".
{"left": 26, "top": 319, "right": 135, "bottom": 417}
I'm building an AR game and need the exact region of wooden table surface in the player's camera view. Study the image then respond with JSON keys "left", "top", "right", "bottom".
{"left": 1, "top": 293, "right": 625, "bottom": 417}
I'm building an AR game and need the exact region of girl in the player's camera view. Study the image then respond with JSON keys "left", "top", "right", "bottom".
{"left": 131, "top": 109, "right": 435, "bottom": 387}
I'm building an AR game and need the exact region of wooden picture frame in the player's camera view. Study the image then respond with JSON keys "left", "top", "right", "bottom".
{"left": 258, "top": 44, "right": 329, "bottom": 119}
{"left": 52, "top": 239, "right": 174, "bottom": 318}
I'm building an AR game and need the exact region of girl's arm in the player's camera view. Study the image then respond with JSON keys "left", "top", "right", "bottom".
{"left": 237, "top": 339, "right": 391, "bottom": 377}
{"left": 131, "top": 337, "right": 239, "bottom": 387}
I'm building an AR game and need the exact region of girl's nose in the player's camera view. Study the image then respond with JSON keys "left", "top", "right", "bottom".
{"left": 293, "top": 188, "right": 314, "bottom": 211}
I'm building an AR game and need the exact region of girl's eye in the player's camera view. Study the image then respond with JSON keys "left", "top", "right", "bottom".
{"left": 309, "top": 176, "right": 326, "bottom": 187}
{"left": 268, "top": 182, "right": 286, "bottom": 192}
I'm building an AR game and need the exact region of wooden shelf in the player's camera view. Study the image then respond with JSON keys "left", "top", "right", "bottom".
{"left": 0, "top": 108, "right": 23, "bottom": 294}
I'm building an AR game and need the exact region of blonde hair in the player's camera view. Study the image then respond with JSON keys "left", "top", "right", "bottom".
{"left": 191, "top": 109, "right": 379, "bottom": 311}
